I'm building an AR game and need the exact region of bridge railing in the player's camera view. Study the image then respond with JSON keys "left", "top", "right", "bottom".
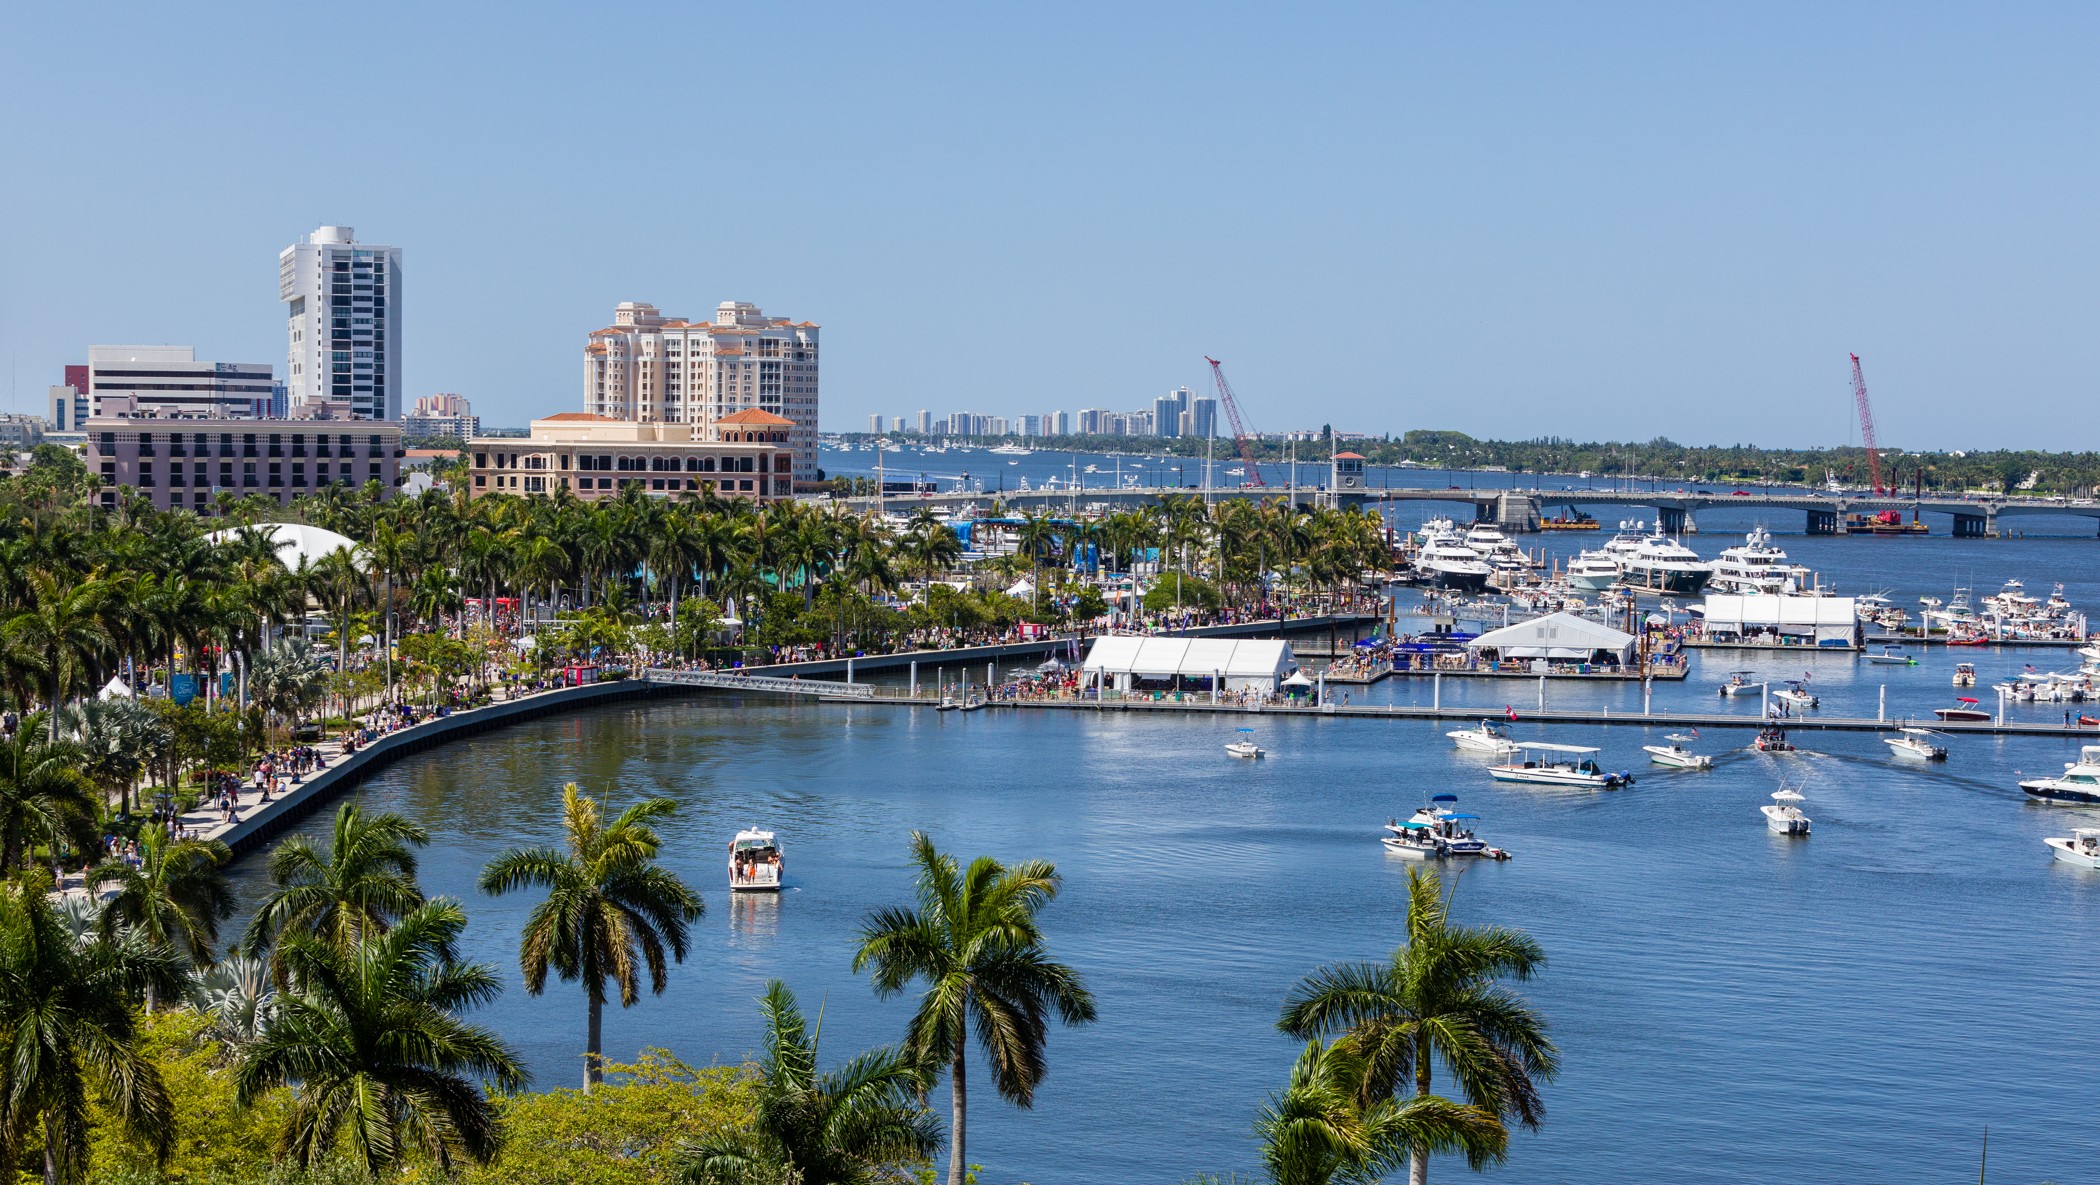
{"left": 642, "top": 669, "right": 875, "bottom": 698}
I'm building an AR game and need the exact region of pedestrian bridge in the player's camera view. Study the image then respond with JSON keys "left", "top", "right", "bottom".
{"left": 642, "top": 669, "right": 874, "bottom": 698}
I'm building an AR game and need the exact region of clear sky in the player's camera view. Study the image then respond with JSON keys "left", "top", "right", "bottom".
{"left": 3, "top": 2, "right": 2094, "bottom": 450}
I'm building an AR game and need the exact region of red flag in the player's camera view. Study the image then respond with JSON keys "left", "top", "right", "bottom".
{"left": 1505, "top": 704, "right": 1518, "bottom": 722}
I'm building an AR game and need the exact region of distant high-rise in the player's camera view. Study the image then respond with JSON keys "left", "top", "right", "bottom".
{"left": 868, "top": 413, "right": 882, "bottom": 433}
{"left": 88, "top": 346, "right": 274, "bottom": 419}
{"left": 1019, "top": 414, "right": 1041, "bottom": 437}
{"left": 1154, "top": 387, "right": 1191, "bottom": 439}
{"left": 280, "top": 226, "right": 402, "bottom": 421}
{"left": 1190, "top": 395, "right": 1219, "bottom": 439}
{"left": 915, "top": 409, "right": 931, "bottom": 434}
{"left": 890, "top": 416, "right": 905, "bottom": 433}
{"left": 404, "top": 392, "right": 479, "bottom": 439}
{"left": 1047, "top": 410, "right": 1070, "bottom": 435}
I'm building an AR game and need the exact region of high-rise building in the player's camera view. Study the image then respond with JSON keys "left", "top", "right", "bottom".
{"left": 403, "top": 392, "right": 479, "bottom": 439}
{"left": 1018, "top": 414, "right": 1041, "bottom": 437}
{"left": 1154, "top": 387, "right": 1191, "bottom": 439}
{"left": 1190, "top": 395, "right": 1219, "bottom": 439}
{"left": 1077, "top": 408, "right": 1108, "bottom": 434}
{"left": 87, "top": 346, "right": 275, "bottom": 419}
{"left": 890, "top": 416, "right": 905, "bottom": 433}
{"left": 915, "top": 409, "right": 931, "bottom": 434}
{"left": 583, "top": 300, "right": 820, "bottom": 486}
{"left": 1047, "top": 410, "right": 1070, "bottom": 435}
{"left": 280, "top": 226, "right": 402, "bottom": 421}
{"left": 868, "top": 413, "right": 882, "bottom": 433}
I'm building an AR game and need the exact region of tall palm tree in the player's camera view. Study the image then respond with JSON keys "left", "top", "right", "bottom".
{"left": 89, "top": 833, "right": 236, "bottom": 1000}
{"left": 242, "top": 802, "right": 431, "bottom": 959}
{"left": 0, "top": 878, "right": 185, "bottom": 1185}
{"left": 1256, "top": 1040, "right": 1504, "bottom": 1185}
{"left": 4, "top": 572, "right": 113, "bottom": 739}
{"left": 478, "top": 783, "right": 703, "bottom": 1089}
{"left": 679, "top": 979, "right": 942, "bottom": 1185}
{"left": 0, "top": 714, "right": 99, "bottom": 873}
{"left": 1278, "top": 868, "right": 1558, "bottom": 1185}
{"left": 852, "top": 831, "right": 1097, "bottom": 1185}
{"left": 235, "top": 898, "right": 525, "bottom": 1174}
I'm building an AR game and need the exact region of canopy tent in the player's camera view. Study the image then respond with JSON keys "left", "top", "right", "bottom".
{"left": 98, "top": 676, "right": 133, "bottom": 700}
{"left": 1466, "top": 612, "right": 1637, "bottom": 666}
{"left": 1080, "top": 635, "right": 1298, "bottom": 694}
{"left": 1005, "top": 579, "right": 1036, "bottom": 599}
{"left": 1699, "top": 595, "right": 1859, "bottom": 647}
{"left": 204, "top": 522, "right": 359, "bottom": 569}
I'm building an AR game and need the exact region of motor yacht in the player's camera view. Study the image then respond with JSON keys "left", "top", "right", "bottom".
{"left": 988, "top": 443, "right": 1032, "bottom": 456}
{"left": 1446, "top": 719, "right": 1519, "bottom": 755}
{"left": 729, "top": 828, "right": 784, "bottom": 892}
{"left": 1616, "top": 527, "right": 1713, "bottom": 595}
{"left": 2045, "top": 828, "right": 2100, "bottom": 868}
{"left": 2019, "top": 745, "right": 2100, "bottom": 805}
{"left": 1884, "top": 727, "right": 1947, "bottom": 761}
{"left": 1563, "top": 549, "right": 1621, "bottom": 592}
{"left": 1774, "top": 680, "right": 1818, "bottom": 710}
{"left": 1762, "top": 787, "right": 1812, "bottom": 835}
{"left": 1415, "top": 539, "right": 1493, "bottom": 592}
{"left": 1643, "top": 733, "right": 1713, "bottom": 769}
{"left": 1710, "top": 526, "right": 1810, "bottom": 595}
{"left": 1933, "top": 697, "right": 1991, "bottom": 722}
{"left": 1488, "top": 742, "right": 1635, "bottom": 788}
{"left": 1384, "top": 795, "right": 1506, "bottom": 860}
{"left": 1463, "top": 524, "right": 1530, "bottom": 571}
{"left": 1225, "top": 727, "right": 1265, "bottom": 759}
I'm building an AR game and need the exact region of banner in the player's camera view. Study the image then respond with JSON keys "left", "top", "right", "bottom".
{"left": 170, "top": 673, "right": 198, "bottom": 706}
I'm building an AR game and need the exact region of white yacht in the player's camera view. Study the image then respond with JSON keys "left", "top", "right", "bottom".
{"left": 1415, "top": 539, "right": 1493, "bottom": 592}
{"left": 1643, "top": 733, "right": 1713, "bottom": 769}
{"left": 1773, "top": 680, "right": 1818, "bottom": 710}
{"left": 2045, "top": 829, "right": 2100, "bottom": 868}
{"left": 1446, "top": 720, "right": 1519, "bottom": 755}
{"left": 1762, "top": 787, "right": 1812, "bottom": 835}
{"left": 1488, "top": 742, "right": 1635, "bottom": 788}
{"left": 2019, "top": 745, "right": 2100, "bottom": 805}
{"left": 1463, "top": 524, "right": 1530, "bottom": 572}
{"left": 1884, "top": 727, "right": 1947, "bottom": 761}
{"left": 1564, "top": 549, "right": 1621, "bottom": 592}
{"left": 1225, "top": 727, "right": 1265, "bottom": 759}
{"left": 1616, "top": 527, "right": 1713, "bottom": 595}
{"left": 988, "top": 443, "right": 1032, "bottom": 456}
{"left": 1384, "top": 795, "right": 1502, "bottom": 860}
{"left": 1709, "top": 526, "right": 1810, "bottom": 594}
{"left": 729, "top": 828, "right": 784, "bottom": 892}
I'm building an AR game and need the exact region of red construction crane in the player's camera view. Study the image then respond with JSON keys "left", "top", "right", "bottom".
{"left": 1849, "top": 353, "right": 1886, "bottom": 495}
{"left": 1204, "top": 356, "right": 1267, "bottom": 487}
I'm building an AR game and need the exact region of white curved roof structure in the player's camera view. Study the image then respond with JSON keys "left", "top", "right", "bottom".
{"left": 205, "top": 522, "right": 360, "bottom": 568}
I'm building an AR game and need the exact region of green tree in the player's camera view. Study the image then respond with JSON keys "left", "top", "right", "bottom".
{"left": 466, "top": 1052, "right": 757, "bottom": 1185}
{"left": 1256, "top": 1039, "right": 1503, "bottom": 1185}
{"left": 242, "top": 802, "right": 431, "bottom": 959}
{"left": 88, "top": 833, "right": 235, "bottom": 1004}
{"left": 1278, "top": 869, "right": 1557, "bottom": 1185}
{"left": 234, "top": 898, "right": 525, "bottom": 1174}
{"left": 0, "top": 712, "right": 100, "bottom": 872}
{"left": 680, "top": 980, "right": 941, "bottom": 1185}
{"left": 851, "top": 832, "right": 1097, "bottom": 1185}
{"left": 479, "top": 783, "right": 704, "bottom": 1090}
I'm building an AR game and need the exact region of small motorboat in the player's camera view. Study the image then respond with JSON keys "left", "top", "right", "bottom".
{"left": 1225, "top": 727, "right": 1264, "bottom": 760}
{"left": 1752, "top": 725, "right": 1797, "bottom": 753}
{"left": 1446, "top": 719, "right": 1519, "bottom": 755}
{"left": 1488, "top": 742, "right": 1635, "bottom": 789}
{"left": 2045, "top": 828, "right": 2100, "bottom": 868}
{"left": 1951, "top": 662, "right": 1977, "bottom": 687}
{"left": 1883, "top": 727, "right": 1947, "bottom": 761}
{"left": 1718, "top": 671, "right": 1758, "bottom": 697}
{"left": 729, "top": 828, "right": 784, "bottom": 892}
{"left": 1774, "top": 680, "right": 1818, "bottom": 710}
{"left": 935, "top": 695, "right": 959, "bottom": 712}
{"left": 1762, "top": 787, "right": 1812, "bottom": 835}
{"left": 1866, "top": 647, "right": 1917, "bottom": 666}
{"left": 1383, "top": 795, "right": 1508, "bottom": 860}
{"left": 1934, "top": 697, "right": 1991, "bottom": 723}
{"left": 1643, "top": 733, "right": 1713, "bottom": 769}
{"left": 959, "top": 694, "right": 988, "bottom": 713}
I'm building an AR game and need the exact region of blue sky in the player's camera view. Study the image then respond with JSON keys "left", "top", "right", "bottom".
{"left": 2, "top": 2, "right": 2094, "bottom": 449}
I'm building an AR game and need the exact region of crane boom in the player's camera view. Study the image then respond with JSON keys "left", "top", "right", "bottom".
{"left": 1204, "top": 356, "right": 1267, "bottom": 487}
{"left": 1849, "top": 353, "right": 1885, "bottom": 495}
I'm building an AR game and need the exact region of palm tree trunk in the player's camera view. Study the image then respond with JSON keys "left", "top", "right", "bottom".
{"left": 44, "top": 1107, "right": 61, "bottom": 1185}
{"left": 948, "top": 1043, "right": 968, "bottom": 1185}
{"left": 586, "top": 993, "right": 603, "bottom": 1091}
{"left": 1410, "top": 1040, "right": 1433, "bottom": 1185}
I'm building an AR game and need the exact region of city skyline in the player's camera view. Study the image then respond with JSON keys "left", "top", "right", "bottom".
{"left": 3, "top": 5, "right": 2097, "bottom": 451}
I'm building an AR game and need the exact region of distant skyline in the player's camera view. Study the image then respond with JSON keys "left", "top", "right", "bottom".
{"left": 3, "top": 3, "right": 2096, "bottom": 451}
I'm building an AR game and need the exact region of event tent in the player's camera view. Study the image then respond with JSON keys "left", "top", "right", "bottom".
{"left": 1465, "top": 612, "right": 1637, "bottom": 666}
{"left": 204, "top": 522, "right": 359, "bottom": 568}
{"left": 1697, "top": 595, "right": 1859, "bottom": 647}
{"left": 1080, "top": 636, "right": 1298, "bottom": 694}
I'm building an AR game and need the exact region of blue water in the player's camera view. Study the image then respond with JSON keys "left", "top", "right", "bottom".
{"left": 226, "top": 521, "right": 2100, "bottom": 1183}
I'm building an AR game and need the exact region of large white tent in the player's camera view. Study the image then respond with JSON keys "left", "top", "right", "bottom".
{"left": 204, "top": 522, "right": 359, "bottom": 568}
{"left": 1080, "top": 636, "right": 1298, "bottom": 694}
{"left": 1466, "top": 612, "right": 1637, "bottom": 666}
{"left": 1698, "top": 595, "right": 1859, "bottom": 647}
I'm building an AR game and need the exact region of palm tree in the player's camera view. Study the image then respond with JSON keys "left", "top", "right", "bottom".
{"left": 3, "top": 571, "right": 113, "bottom": 739}
{"left": 234, "top": 897, "right": 525, "bottom": 1174}
{"left": 0, "top": 714, "right": 99, "bottom": 873}
{"left": 0, "top": 878, "right": 184, "bottom": 1185}
{"left": 851, "top": 831, "right": 1097, "bottom": 1185}
{"left": 478, "top": 783, "right": 703, "bottom": 1089}
{"left": 89, "top": 833, "right": 235, "bottom": 1000}
{"left": 242, "top": 802, "right": 431, "bottom": 959}
{"left": 1277, "top": 868, "right": 1558, "bottom": 1185}
{"left": 1256, "top": 1040, "right": 1504, "bottom": 1185}
{"left": 679, "top": 979, "right": 942, "bottom": 1185}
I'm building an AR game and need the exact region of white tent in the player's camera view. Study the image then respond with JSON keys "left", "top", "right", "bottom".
{"left": 1700, "top": 595, "right": 1859, "bottom": 647}
{"left": 1005, "top": 579, "right": 1037, "bottom": 599}
{"left": 98, "top": 676, "right": 133, "bottom": 700}
{"left": 1080, "top": 635, "right": 1298, "bottom": 694}
{"left": 1466, "top": 612, "right": 1637, "bottom": 665}
{"left": 205, "top": 522, "right": 360, "bottom": 568}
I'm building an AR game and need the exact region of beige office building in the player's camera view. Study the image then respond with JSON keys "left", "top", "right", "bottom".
{"left": 468, "top": 409, "right": 794, "bottom": 503}
{"left": 583, "top": 300, "right": 819, "bottom": 487}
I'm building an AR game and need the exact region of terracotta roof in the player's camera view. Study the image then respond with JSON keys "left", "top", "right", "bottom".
{"left": 1333, "top": 451, "right": 1366, "bottom": 460}
{"left": 405, "top": 448, "right": 460, "bottom": 458}
{"left": 539, "top": 412, "right": 619, "bottom": 422}
{"left": 716, "top": 408, "right": 795, "bottom": 426}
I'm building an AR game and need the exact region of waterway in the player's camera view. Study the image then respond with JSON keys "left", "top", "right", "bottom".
{"left": 224, "top": 487, "right": 2100, "bottom": 1182}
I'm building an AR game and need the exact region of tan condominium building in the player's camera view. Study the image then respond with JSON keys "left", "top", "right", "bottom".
{"left": 583, "top": 300, "right": 819, "bottom": 487}
{"left": 468, "top": 409, "right": 794, "bottom": 503}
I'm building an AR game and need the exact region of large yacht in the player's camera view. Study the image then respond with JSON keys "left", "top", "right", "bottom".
{"left": 1414, "top": 520, "right": 1492, "bottom": 592}
{"left": 1462, "top": 524, "right": 1530, "bottom": 573}
{"left": 2019, "top": 745, "right": 2100, "bottom": 805}
{"left": 1710, "top": 526, "right": 1810, "bottom": 595}
{"left": 1615, "top": 528, "right": 1713, "bottom": 595}
{"left": 1564, "top": 549, "right": 1621, "bottom": 592}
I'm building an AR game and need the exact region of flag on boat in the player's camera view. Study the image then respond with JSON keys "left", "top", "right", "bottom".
{"left": 2025, "top": 663, "right": 2038, "bottom": 672}
{"left": 1505, "top": 704, "right": 1517, "bottom": 722}
{"left": 1690, "top": 727, "right": 1700, "bottom": 738}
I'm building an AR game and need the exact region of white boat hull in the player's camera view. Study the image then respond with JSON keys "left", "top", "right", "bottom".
{"left": 1489, "top": 767, "right": 1623, "bottom": 788}
{"left": 1761, "top": 805, "right": 1811, "bottom": 835}
{"left": 1381, "top": 837, "right": 1442, "bottom": 859}
{"left": 1884, "top": 739, "right": 1946, "bottom": 761}
{"left": 1226, "top": 742, "right": 1264, "bottom": 759}
{"left": 2046, "top": 838, "right": 2100, "bottom": 868}
{"left": 1448, "top": 732, "right": 1518, "bottom": 754}
{"left": 1644, "top": 746, "right": 1712, "bottom": 769}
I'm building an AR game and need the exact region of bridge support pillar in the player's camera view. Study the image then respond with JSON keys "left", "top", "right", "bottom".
{"left": 1490, "top": 493, "right": 1543, "bottom": 532}
{"left": 1655, "top": 506, "right": 1696, "bottom": 535}
{"left": 1806, "top": 509, "right": 1839, "bottom": 535}
{"left": 1952, "top": 512, "right": 1993, "bottom": 538}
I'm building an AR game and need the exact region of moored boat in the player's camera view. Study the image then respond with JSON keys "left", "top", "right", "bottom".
{"left": 1934, "top": 697, "right": 1991, "bottom": 722}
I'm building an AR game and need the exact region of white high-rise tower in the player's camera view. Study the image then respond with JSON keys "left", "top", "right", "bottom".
{"left": 280, "top": 226, "right": 402, "bottom": 420}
